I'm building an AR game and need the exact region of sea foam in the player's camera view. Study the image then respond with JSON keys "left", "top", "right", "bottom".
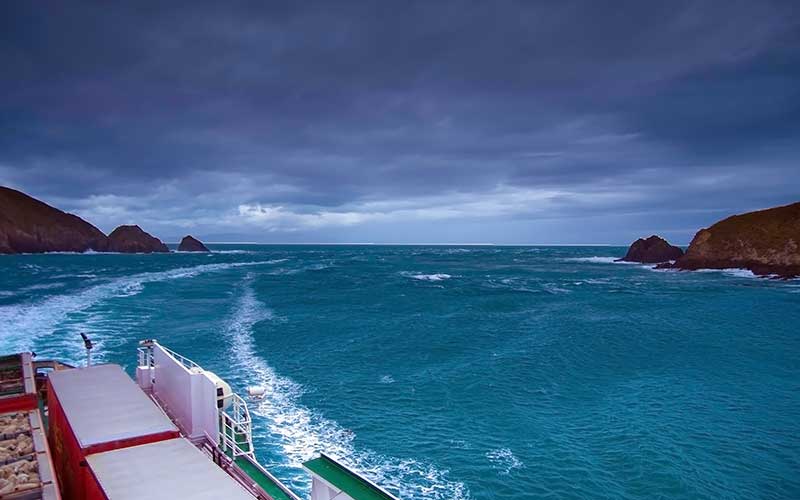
{"left": 564, "top": 256, "right": 636, "bottom": 264}
{"left": 222, "top": 277, "right": 470, "bottom": 500}
{"left": 485, "top": 447, "right": 524, "bottom": 475}
{"left": 0, "top": 260, "right": 282, "bottom": 360}
{"left": 403, "top": 272, "right": 453, "bottom": 281}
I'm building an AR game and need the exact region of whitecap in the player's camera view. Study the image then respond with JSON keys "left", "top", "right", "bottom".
{"left": 564, "top": 256, "right": 635, "bottom": 264}
{"left": 51, "top": 273, "right": 98, "bottom": 279}
{"left": 722, "top": 268, "right": 758, "bottom": 278}
{"left": 379, "top": 375, "right": 395, "bottom": 384}
{"left": 403, "top": 272, "right": 452, "bottom": 282}
{"left": 485, "top": 448, "right": 524, "bottom": 475}
{"left": 449, "top": 439, "right": 472, "bottom": 450}
{"left": 268, "top": 262, "right": 329, "bottom": 275}
{"left": 307, "top": 263, "right": 331, "bottom": 271}
{"left": 571, "top": 278, "right": 612, "bottom": 286}
{"left": 542, "top": 283, "right": 570, "bottom": 294}
{"left": 691, "top": 267, "right": 759, "bottom": 279}
{"left": 19, "top": 282, "right": 67, "bottom": 292}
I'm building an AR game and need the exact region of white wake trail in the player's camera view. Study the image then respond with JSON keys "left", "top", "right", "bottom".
{"left": 0, "top": 260, "right": 281, "bottom": 362}
{"left": 222, "top": 276, "right": 471, "bottom": 500}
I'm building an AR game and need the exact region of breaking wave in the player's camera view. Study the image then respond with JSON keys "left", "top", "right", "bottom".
{"left": 485, "top": 448, "right": 524, "bottom": 475}
{"left": 18, "top": 282, "right": 68, "bottom": 292}
{"left": 564, "top": 256, "right": 634, "bottom": 264}
{"left": 222, "top": 276, "right": 470, "bottom": 499}
{"left": 700, "top": 268, "right": 758, "bottom": 279}
{"left": 403, "top": 272, "right": 453, "bottom": 281}
{"left": 210, "top": 249, "right": 258, "bottom": 254}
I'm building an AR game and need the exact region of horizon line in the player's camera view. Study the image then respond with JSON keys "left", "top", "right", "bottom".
{"left": 164, "top": 241, "right": 661, "bottom": 246}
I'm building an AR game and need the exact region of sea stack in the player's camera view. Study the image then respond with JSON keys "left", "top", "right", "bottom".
{"left": 0, "top": 186, "right": 109, "bottom": 253}
{"left": 107, "top": 225, "right": 169, "bottom": 253}
{"left": 671, "top": 202, "right": 800, "bottom": 278}
{"left": 618, "top": 235, "right": 683, "bottom": 263}
{"left": 177, "top": 235, "right": 210, "bottom": 252}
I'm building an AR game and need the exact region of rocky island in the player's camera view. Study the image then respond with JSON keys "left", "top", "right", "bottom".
{"left": 107, "top": 225, "right": 169, "bottom": 253}
{"left": 177, "top": 235, "right": 210, "bottom": 252}
{"left": 618, "top": 235, "right": 684, "bottom": 263}
{"left": 0, "top": 186, "right": 169, "bottom": 254}
{"left": 666, "top": 202, "right": 800, "bottom": 278}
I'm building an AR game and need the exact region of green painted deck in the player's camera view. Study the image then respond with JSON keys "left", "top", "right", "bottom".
{"left": 303, "top": 455, "right": 398, "bottom": 500}
{"left": 221, "top": 426, "right": 297, "bottom": 500}
{"left": 234, "top": 455, "right": 296, "bottom": 500}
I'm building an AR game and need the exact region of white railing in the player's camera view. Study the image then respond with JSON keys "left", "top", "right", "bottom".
{"left": 137, "top": 344, "right": 154, "bottom": 368}
{"left": 137, "top": 341, "right": 256, "bottom": 466}
{"left": 135, "top": 339, "right": 304, "bottom": 500}
{"left": 139, "top": 339, "right": 203, "bottom": 371}
{"left": 219, "top": 392, "right": 255, "bottom": 460}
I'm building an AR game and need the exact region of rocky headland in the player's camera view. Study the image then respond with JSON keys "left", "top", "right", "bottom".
{"left": 0, "top": 186, "right": 108, "bottom": 254}
{"left": 617, "top": 235, "right": 683, "bottom": 264}
{"left": 0, "top": 186, "right": 168, "bottom": 254}
{"left": 177, "top": 235, "right": 209, "bottom": 252}
{"left": 663, "top": 202, "right": 800, "bottom": 278}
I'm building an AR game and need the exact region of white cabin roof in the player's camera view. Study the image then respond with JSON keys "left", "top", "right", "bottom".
{"left": 86, "top": 438, "right": 254, "bottom": 499}
{"left": 48, "top": 363, "right": 177, "bottom": 448}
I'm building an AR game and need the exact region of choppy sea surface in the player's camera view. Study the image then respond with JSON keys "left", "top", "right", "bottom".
{"left": 2, "top": 245, "right": 799, "bottom": 499}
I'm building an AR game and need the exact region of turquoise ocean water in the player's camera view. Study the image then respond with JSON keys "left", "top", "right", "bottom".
{"left": 1, "top": 245, "right": 799, "bottom": 499}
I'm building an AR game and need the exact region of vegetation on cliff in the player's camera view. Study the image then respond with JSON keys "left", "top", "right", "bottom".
{"left": 672, "top": 202, "right": 800, "bottom": 278}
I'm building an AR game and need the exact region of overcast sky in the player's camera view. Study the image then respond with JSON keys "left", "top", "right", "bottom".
{"left": 1, "top": 1, "right": 798, "bottom": 244}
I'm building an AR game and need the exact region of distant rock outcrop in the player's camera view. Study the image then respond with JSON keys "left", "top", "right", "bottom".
{"left": 669, "top": 202, "right": 800, "bottom": 278}
{"left": 0, "top": 186, "right": 109, "bottom": 254}
{"left": 177, "top": 235, "right": 209, "bottom": 252}
{"left": 617, "top": 235, "right": 684, "bottom": 263}
{"left": 107, "top": 225, "right": 169, "bottom": 253}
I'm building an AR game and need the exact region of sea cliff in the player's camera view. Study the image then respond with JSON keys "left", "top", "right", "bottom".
{"left": 0, "top": 187, "right": 108, "bottom": 254}
{"left": 669, "top": 202, "right": 800, "bottom": 278}
{"left": 0, "top": 186, "right": 168, "bottom": 254}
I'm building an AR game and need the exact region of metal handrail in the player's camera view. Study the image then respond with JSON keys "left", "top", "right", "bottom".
{"left": 137, "top": 340, "right": 287, "bottom": 497}
{"left": 138, "top": 340, "right": 255, "bottom": 458}
{"left": 139, "top": 343, "right": 209, "bottom": 379}
{"left": 138, "top": 339, "right": 203, "bottom": 371}
{"left": 219, "top": 392, "right": 255, "bottom": 460}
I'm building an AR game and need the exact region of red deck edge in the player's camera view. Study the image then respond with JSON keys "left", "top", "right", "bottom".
{"left": 0, "top": 393, "right": 37, "bottom": 413}
{"left": 84, "top": 429, "right": 181, "bottom": 455}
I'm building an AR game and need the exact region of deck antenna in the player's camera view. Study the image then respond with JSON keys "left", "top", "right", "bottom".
{"left": 80, "top": 332, "right": 94, "bottom": 366}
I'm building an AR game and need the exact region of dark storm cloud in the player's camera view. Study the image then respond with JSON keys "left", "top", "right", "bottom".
{"left": 1, "top": 1, "right": 799, "bottom": 242}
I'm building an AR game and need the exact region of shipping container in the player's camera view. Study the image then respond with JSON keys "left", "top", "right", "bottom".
{"left": 84, "top": 437, "right": 254, "bottom": 499}
{"left": 46, "top": 364, "right": 179, "bottom": 499}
